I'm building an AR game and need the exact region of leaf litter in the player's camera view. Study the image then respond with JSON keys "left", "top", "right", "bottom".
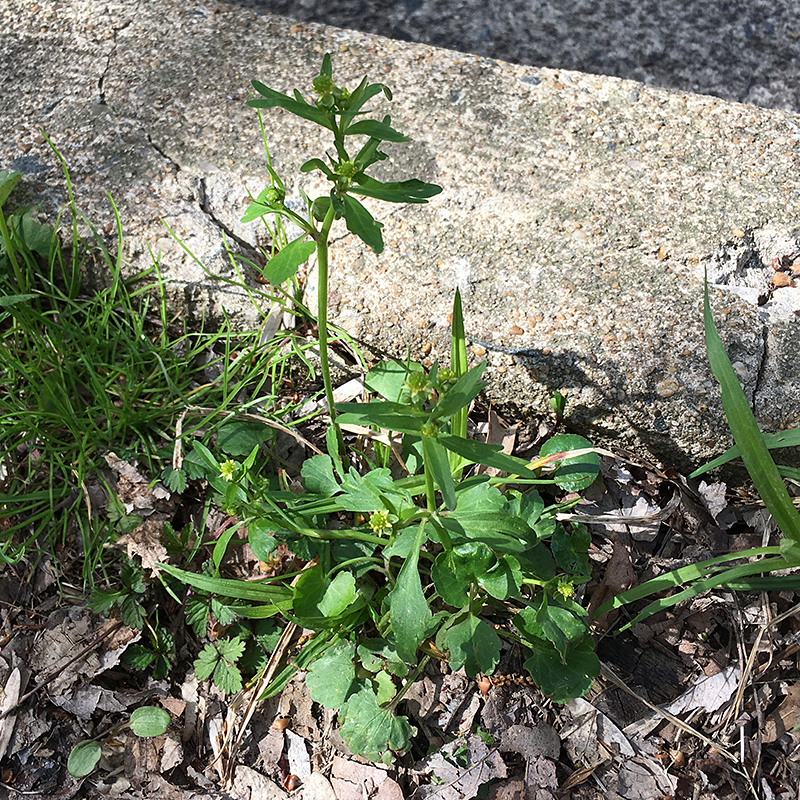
{"left": 2, "top": 429, "right": 800, "bottom": 799}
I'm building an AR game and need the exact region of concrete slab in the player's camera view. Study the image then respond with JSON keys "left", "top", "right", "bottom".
{"left": 2, "top": 0, "right": 799, "bottom": 471}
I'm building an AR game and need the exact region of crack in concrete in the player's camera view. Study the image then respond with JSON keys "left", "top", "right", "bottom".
{"left": 97, "top": 12, "right": 136, "bottom": 107}
{"left": 196, "top": 177, "right": 263, "bottom": 258}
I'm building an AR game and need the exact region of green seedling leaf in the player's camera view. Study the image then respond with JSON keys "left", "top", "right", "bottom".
{"left": 357, "top": 639, "right": 408, "bottom": 677}
{"left": 364, "top": 359, "right": 425, "bottom": 401}
{"left": 300, "top": 158, "right": 336, "bottom": 179}
{"left": 523, "top": 637, "right": 599, "bottom": 703}
{"left": 336, "top": 400, "right": 425, "bottom": 435}
{"left": 248, "top": 81, "right": 335, "bottom": 130}
{"left": 437, "top": 434, "right": 533, "bottom": 475}
{"left": 0, "top": 170, "right": 22, "bottom": 207}
{"left": 441, "top": 614, "right": 501, "bottom": 676}
{"left": 449, "top": 287, "right": 469, "bottom": 481}
{"left": 318, "top": 571, "right": 357, "bottom": 617}
{"left": 351, "top": 175, "right": 443, "bottom": 204}
{"left": 218, "top": 421, "right": 272, "bottom": 456}
{"left": 388, "top": 522, "right": 431, "bottom": 662}
{"left": 293, "top": 564, "right": 360, "bottom": 625}
{"left": 345, "top": 118, "right": 409, "bottom": 142}
{"left": 701, "top": 275, "right": 800, "bottom": 542}
{"left": 340, "top": 681, "right": 413, "bottom": 762}
{"left": 432, "top": 542, "right": 493, "bottom": 608}
{"left": 536, "top": 596, "right": 589, "bottom": 660}
{"left": 506, "top": 489, "right": 545, "bottom": 527}
{"left": 307, "top": 639, "right": 356, "bottom": 707}
{"left": 691, "top": 428, "right": 800, "bottom": 477}
{"left": 262, "top": 236, "right": 315, "bottom": 284}
{"left": 0, "top": 293, "right": 36, "bottom": 307}
{"left": 158, "top": 563, "right": 292, "bottom": 607}
{"left": 551, "top": 523, "right": 591, "bottom": 578}
{"left": 422, "top": 433, "right": 456, "bottom": 510}
{"left": 12, "top": 208, "right": 55, "bottom": 257}
{"left": 540, "top": 435, "right": 599, "bottom": 491}
{"left": 301, "top": 454, "right": 341, "bottom": 496}
{"left": 455, "top": 481, "right": 506, "bottom": 513}
{"left": 248, "top": 518, "right": 279, "bottom": 562}
{"left": 339, "top": 467, "right": 410, "bottom": 513}
{"left": 67, "top": 740, "right": 102, "bottom": 778}
{"left": 129, "top": 706, "right": 171, "bottom": 737}
{"left": 373, "top": 669, "right": 397, "bottom": 705}
{"left": 342, "top": 194, "right": 384, "bottom": 253}
{"left": 123, "top": 645, "right": 157, "bottom": 670}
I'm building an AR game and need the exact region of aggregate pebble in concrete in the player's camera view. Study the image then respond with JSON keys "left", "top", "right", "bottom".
{"left": 2, "top": 0, "right": 799, "bottom": 471}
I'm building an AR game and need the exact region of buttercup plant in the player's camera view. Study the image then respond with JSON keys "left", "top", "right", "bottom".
{"left": 242, "top": 53, "right": 442, "bottom": 453}
{"left": 157, "top": 54, "right": 605, "bottom": 765}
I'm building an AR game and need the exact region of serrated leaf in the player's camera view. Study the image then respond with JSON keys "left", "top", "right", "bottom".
{"left": 340, "top": 682, "right": 413, "bottom": 762}
{"left": 342, "top": 194, "right": 384, "bottom": 253}
{"left": 185, "top": 596, "right": 209, "bottom": 637}
{"left": 129, "top": 706, "right": 171, "bottom": 737}
{"left": 540, "top": 434, "right": 599, "bottom": 491}
{"left": 67, "top": 740, "right": 102, "bottom": 778}
{"left": 161, "top": 466, "right": 187, "bottom": 493}
{"left": 307, "top": 639, "right": 356, "bottom": 708}
{"left": 213, "top": 658, "right": 243, "bottom": 694}
{"left": 262, "top": 237, "right": 315, "bottom": 285}
{"left": 441, "top": 614, "right": 501, "bottom": 677}
{"left": 388, "top": 522, "right": 431, "bottom": 662}
{"left": 301, "top": 454, "right": 341, "bottom": 495}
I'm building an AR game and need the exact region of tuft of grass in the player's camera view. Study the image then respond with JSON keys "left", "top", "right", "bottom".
{"left": 0, "top": 156, "right": 313, "bottom": 584}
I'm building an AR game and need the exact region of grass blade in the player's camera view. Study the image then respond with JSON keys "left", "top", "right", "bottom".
{"left": 702, "top": 274, "right": 800, "bottom": 543}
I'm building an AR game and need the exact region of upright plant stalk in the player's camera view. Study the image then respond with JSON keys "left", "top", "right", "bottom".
{"left": 314, "top": 204, "right": 343, "bottom": 453}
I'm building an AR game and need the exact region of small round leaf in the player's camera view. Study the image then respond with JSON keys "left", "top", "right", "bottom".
{"left": 129, "top": 706, "right": 170, "bottom": 737}
{"left": 67, "top": 740, "right": 102, "bottom": 778}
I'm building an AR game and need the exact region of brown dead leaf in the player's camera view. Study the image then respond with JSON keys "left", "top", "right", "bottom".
{"left": 588, "top": 539, "right": 636, "bottom": 628}
{"left": 115, "top": 515, "right": 169, "bottom": 573}
{"left": 763, "top": 681, "right": 800, "bottom": 743}
{"left": 330, "top": 755, "right": 391, "bottom": 800}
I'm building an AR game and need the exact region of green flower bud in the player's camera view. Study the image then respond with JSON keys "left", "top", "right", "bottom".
{"left": 313, "top": 75, "right": 335, "bottom": 95}
{"left": 335, "top": 160, "right": 358, "bottom": 179}
{"left": 403, "top": 372, "right": 431, "bottom": 406}
{"left": 421, "top": 421, "right": 438, "bottom": 437}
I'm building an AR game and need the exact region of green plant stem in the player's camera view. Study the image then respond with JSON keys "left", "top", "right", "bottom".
{"left": 385, "top": 653, "right": 430, "bottom": 711}
{"left": 0, "top": 210, "right": 26, "bottom": 291}
{"left": 315, "top": 203, "right": 344, "bottom": 456}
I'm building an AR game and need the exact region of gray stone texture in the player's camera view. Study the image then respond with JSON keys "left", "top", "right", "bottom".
{"left": 2, "top": 0, "right": 799, "bottom": 472}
